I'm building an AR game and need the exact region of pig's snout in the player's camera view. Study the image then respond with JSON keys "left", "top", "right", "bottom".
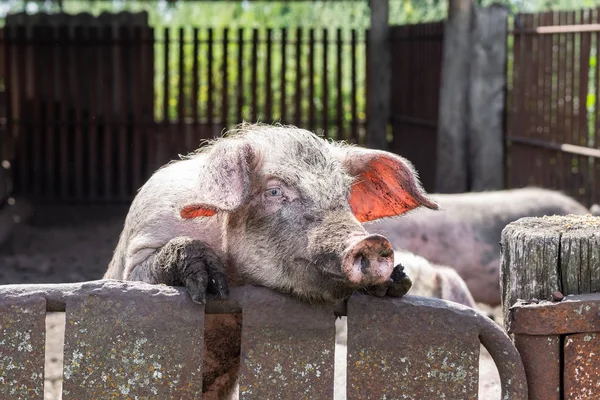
{"left": 342, "top": 234, "right": 394, "bottom": 286}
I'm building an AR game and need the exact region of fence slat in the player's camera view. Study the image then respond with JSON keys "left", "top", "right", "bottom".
{"left": 294, "top": 27, "right": 302, "bottom": 127}
{"left": 251, "top": 29, "right": 258, "bottom": 123}
{"left": 322, "top": 29, "right": 329, "bottom": 137}
{"left": 116, "top": 26, "right": 128, "bottom": 201}
{"left": 238, "top": 286, "right": 335, "bottom": 398}
{"left": 178, "top": 27, "right": 185, "bottom": 154}
{"left": 237, "top": 28, "right": 244, "bottom": 125}
{"left": 595, "top": 7, "right": 600, "bottom": 205}
{"left": 336, "top": 28, "right": 343, "bottom": 141}
{"left": 44, "top": 26, "right": 56, "bottom": 199}
{"left": 60, "top": 25, "right": 72, "bottom": 199}
{"left": 222, "top": 28, "right": 229, "bottom": 131}
{"left": 192, "top": 28, "right": 199, "bottom": 132}
{"left": 265, "top": 28, "right": 273, "bottom": 123}
{"left": 351, "top": 29, "right": 358, "bottom": 144}
{"left": 280, "top": 28, "right": 287, "bottom": 123}
{"left": 161, "top": 27, "right": 170, "bottom": 165}
{"left": 88, "top": 27, "right": 99, "bottom": 200}
{"left": 31, "top": 26, "right": 42, "bottom": 198}
{"left": 131, "top": 27, "right": 143, "bottom": 194}
{"left": 308, "top": 28, "right": 315, "bottom": 132}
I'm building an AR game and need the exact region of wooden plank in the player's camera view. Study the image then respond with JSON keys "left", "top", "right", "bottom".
{"left": 44, "top": 26, "right": 56, "bottom": 199}
{"left": 192, "top": 28, "right": 200, "bottom": 133}
{"left": 265, "top": 28, "right": 272, "bottom": 123}
{"left": 322, "top": 28, "right": 328, "bottom": 137}
{"left": 280, "top": 28, "right": 287, "bottom": 123}
{"left": 294, "top": 27, "right": 302, "bottom": 127}
{"left": 435, "top": 0, "right": 472, "bottom": 192}
{"left": 131, "top": 27, "right": 143, "bottom": 194}
{"left": 60, "top": 25, "right": 72, "bottom": 199}
{"left": 178, "top": 27, "right": 185, "bottom": 154}
{"left": 501, "top": 215, "right": 600, "bottom": 329}
{"left": 467, "top": 4, "right": 508, "bottom": 191}
{"left": 236, "top": 28, "right": 244, "bottom": 124}
{"left": 115, "top": 26, "right": 128, "bottom": 200}
{"left": 88, "top": 27, "right": 100, "bottom": 200}
{"left": 366, "top": 0, "right": 390, "bottom": 150}
{"left": 308, "top": 28, "right": 315, "bottom": 132}
{"left": 31, "top": 25, "right": 42, "bottom": 199}
{"left": 351, "top": 29, "right": 358, "bottom": 144}
{"left": 336, "top": 28, "right": 343, "bottom": 141}
{"left": 162, "top": 27, "right": 170, "bottom": 165}
{"left": 251, "top": 29, "right": 258, "bottom": 122}
{"left": 222, "top": 28, "right": 229, "bottom": 131}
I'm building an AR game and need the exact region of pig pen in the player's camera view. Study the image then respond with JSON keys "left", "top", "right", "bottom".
{"left": 0, "top": 205, "right": 502, "bottom": 399}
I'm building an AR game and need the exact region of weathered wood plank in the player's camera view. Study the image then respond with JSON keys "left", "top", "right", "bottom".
{"left": 501, "top": 215, "right": 600, "bottom": 329}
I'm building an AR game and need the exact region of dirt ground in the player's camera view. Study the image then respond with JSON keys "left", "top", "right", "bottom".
{"left": 0, "top": 205, "right": 502, "bottom": 400}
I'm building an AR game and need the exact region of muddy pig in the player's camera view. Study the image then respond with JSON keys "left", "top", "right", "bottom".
{"left": 367, "top": 187, "right": 599, "bottom": 306}
{"left": 104, "top": 123, "right": 438, "bottom": 398}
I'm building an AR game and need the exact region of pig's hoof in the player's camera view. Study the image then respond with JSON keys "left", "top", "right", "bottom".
{"left": 362, "top": 263, "right": 412, "bottom": 298}
{"left": 386, "top": 264, "right": 412, "bottom": 297}
{"left": 182, "top": 258, "right": 230, "bottom": 305}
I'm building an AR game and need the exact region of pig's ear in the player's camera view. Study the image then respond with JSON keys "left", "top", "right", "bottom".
{"left": 181, "top": 140, "right": 258, "bottom": 220}
{"left": 340, "top": 148, "right": 438, "bottom": 222}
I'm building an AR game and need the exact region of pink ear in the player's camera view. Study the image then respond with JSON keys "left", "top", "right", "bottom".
{"left": 180, "top": 205, "right": 217, "bottom": 219}
{"left": 343, "top": 150, "right": 438, "bottom": 222}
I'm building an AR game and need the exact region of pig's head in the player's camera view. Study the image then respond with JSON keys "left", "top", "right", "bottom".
{"left": 180, "top": 124, "right": 438, "bottom": 303}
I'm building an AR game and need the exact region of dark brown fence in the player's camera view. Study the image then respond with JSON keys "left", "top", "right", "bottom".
{"left": 388, "top": 21, "right": 444, "bottom": 193}
{"left": 1, "top": 23, "right": 367, "bottom": 203}
{"left": 506, "top": 8, "right": 600, "bottom": 207}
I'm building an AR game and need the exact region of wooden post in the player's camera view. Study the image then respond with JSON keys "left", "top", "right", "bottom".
{"left": 468, "top": 4, "right": 508, "bottom": 191}
{"left": 367, "top": 0, "right": 390, "bottom": 150}
{"left": 435, "top": 0, "right": 473, "bottom": 193}
{"left": 500, "top": 215, "right": 600, "bottom": 329}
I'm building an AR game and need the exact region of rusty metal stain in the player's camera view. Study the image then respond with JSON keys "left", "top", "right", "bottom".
{"left": 510, "top": 293, "right": 600, "bottom": 335}
{"left": 564, "top": 333, "right": 600, "bottom": 399}
{"left": 514, "top": 334, "right": 561, "bottom": 400}
{"left": 0, "top": 296, "right": 46, "bottom": 399}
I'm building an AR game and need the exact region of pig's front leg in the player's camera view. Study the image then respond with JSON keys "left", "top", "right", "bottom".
{"left": 129, "top": 237, "right": 229, "bottom": 304}
{"left": 364, "top": 263, "right": 412, "bottom": 298}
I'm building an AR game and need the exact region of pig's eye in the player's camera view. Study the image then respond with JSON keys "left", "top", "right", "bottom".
{"left": 265, "top": 187, "right": 284, "bottom": 197}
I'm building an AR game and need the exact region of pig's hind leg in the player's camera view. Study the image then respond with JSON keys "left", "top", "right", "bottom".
{"left": 129, "top": 237, "right": 230, "bottom": 304}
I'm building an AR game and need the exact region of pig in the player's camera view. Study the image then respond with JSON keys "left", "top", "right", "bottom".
{"left": 104, "top": 123, "right": 438, "bottom": 398}
{"left": 366, "top": 187, "right": 599, "bottom": 306}
{"left": 394, "top": 250, "right": 476, "bottom": 308}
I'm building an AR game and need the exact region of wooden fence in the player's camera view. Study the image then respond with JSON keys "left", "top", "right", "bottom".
{"left": 388, "top": 21, "right": 444, "bottom": 193}
{"left": 506, "top": 7, "right": 600, "bottom": 207}
{"left": 1, "top": 19, "right": 367, "bottom": 203}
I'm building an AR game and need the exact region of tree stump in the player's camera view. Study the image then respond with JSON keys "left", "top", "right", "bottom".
{"left": 500, "top": 214, "right": 600, "bottom": 328}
